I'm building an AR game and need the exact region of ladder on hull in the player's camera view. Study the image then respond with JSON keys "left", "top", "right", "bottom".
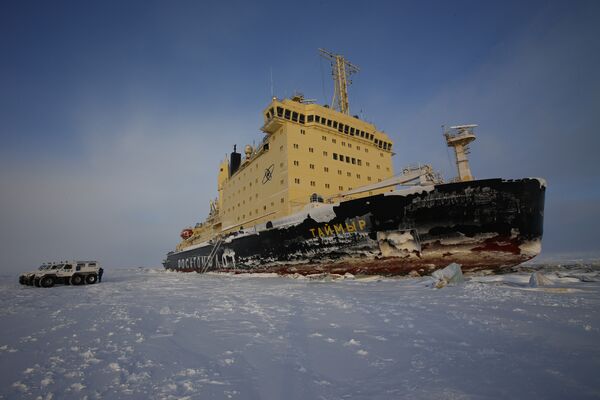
{"left": 200, "top": 237, "right": 223, "bottom": 273}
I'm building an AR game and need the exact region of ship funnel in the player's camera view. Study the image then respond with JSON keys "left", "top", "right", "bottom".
{"left": 444, "top": 125, "right": 477, "bottom": 182}
{"left": 229, "top": 145, "right": 241, "bottom": 177}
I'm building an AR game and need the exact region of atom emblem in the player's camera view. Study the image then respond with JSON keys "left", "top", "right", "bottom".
{"left": 262, "top": 164, "right": 274, "bottom": 184}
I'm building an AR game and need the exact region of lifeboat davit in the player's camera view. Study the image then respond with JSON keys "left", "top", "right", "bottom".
{"left": 180, "top": 229, "right": 193, "bottom": 240}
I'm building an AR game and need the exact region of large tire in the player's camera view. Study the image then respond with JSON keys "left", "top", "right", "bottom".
{"left": 40, "top": 276, "right": 55, "bottom": 288}
{"left": 85, "top": 274, "right": 98, "bottom": 284}
{"left": 70, "top": 274, "right": 83, "bottom": 285}
{"left": 34, "top": 278, "right": 41, "bottom": 287}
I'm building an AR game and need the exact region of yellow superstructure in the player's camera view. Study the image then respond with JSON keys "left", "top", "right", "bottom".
{"left": 177, "top": 51, "right": 396, "bottom": 251}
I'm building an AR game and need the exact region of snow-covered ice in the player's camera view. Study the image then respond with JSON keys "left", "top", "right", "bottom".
{"left": 1, "top": 263, "right": 600, "bottom": 399}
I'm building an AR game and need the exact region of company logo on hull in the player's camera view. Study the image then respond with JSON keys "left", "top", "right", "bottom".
{"left": 177, "top": 255, "right": 214, "bottom": 270}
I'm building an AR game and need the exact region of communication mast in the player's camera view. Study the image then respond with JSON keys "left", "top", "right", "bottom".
{"left": 444, "top": 125, "right": 477, "bottom": 182}
{"left": 319, "top": 48, "right": 360, "bottom": 115}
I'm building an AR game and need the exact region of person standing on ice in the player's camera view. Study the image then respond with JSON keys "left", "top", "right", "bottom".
{"left": 98, "top": 267, "right": 104, "bottom": 282}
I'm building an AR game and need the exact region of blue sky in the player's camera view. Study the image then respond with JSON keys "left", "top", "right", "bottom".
{"left": 1, "top": 0, "right": 599, "bottom": 271}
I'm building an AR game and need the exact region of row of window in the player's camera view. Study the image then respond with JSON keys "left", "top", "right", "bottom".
{"left": 332, "top": 153, "right": 365, "bottom": 166}
{"left": 293, "top": 176, "right": 382, "bottom": 186}
{"left": 266, "top": 106, "right": 392, "bottom": 150}
{"left": 227, "top": 197, "right": 286, "bottom": 217}
{"left": 292, "top": 142, "right": 385, "bottom": 160}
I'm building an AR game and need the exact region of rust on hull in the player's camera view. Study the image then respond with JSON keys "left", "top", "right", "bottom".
{"left": 164, "top": 178, "right": 545, "bottom": 276}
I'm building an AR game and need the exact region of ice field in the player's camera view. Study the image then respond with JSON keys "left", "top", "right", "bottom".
{"left": 1, "top": 263, "right": 599, "bottom": 399}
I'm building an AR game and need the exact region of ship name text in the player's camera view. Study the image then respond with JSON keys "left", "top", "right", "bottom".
{"left": 309, "top": 218, "right": 368, "bottom": 238}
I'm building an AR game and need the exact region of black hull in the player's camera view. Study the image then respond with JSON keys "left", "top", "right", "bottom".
{"left": 164, "top": 178, "right": 545, "bottom": 275}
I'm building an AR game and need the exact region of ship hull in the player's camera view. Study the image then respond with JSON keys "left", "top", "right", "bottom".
{"left": 164, "top": 178, "right": 545, "bottom": 275}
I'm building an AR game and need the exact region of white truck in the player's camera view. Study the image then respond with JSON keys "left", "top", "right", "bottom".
{"left": 21, "top": 261, "right": 101, "bottom": 288}
{"left": 19, "top": 263, "right": 54, "bottom": 286}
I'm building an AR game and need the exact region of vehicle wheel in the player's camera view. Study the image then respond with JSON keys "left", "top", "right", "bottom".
{"left": 86, "top": 274, "right": 97, "bottom": 284}
{"left": 70, "top": 274, "right": 83, "bottom": 285}
{"left": 40, "top": 276, "right": 55, "bottom": 288}
{"left": 28, "top": 277, "right": 35, "bottom": 286}
{"left": 34, "top": 278, "right": 41, "bottom": 287}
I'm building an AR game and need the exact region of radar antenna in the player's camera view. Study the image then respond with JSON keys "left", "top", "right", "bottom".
{"left": 318, "top": 48, "right": 359, "bottom": 115}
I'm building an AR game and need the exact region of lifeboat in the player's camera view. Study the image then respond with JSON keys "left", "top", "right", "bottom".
{"left": 180, "top": 228, "right": 193, "bottom": 240}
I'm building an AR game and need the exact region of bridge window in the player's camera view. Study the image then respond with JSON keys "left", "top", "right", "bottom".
{"left": 333, "top": 153, "right": 338, "bottom": 160}
{"left": 307, "top": 115, "right": 314, "bottom": 122}
{"left": 292, "top": 111, "right": 298, "bottom": 122}
{"left": 277, "top": 107, "right": 283, "bottom": 117}
{"left": 299, "top": 114, "right": 305, "bottom": 124}
{"left": 284, "top": 109, "right": 291, "bottom": 120}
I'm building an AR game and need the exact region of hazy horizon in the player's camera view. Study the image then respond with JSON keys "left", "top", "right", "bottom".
{"left": 1, "top": 0, "right": 599, "bottom": 272}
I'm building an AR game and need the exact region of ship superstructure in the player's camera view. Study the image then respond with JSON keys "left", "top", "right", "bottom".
{"left": 177, "top": 51, "right": 395, "bottom": 250}
{"left": 165, "top": 50, "right": 545, "bottom": 275}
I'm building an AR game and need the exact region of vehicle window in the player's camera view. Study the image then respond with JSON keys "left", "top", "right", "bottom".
{"left": 51, "top": 265, "right": 60, "bottom": 269}
{"left": 63, "top": 265, "right": 72, "bottom": 270}
{"left": 76, "top": 266, "right": 81, "bottom": 271}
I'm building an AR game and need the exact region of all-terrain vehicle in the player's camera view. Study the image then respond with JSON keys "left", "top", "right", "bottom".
{"left": 19, "top": 262, "right": 54, "bottom": 285}
{"left": 30, "top": 261, "right": 101, "bottom": 288}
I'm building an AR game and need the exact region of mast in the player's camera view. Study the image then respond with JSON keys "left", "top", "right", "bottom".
{"left": 319, "top": 48, "right": 359, "bottom": 115}
{"left": 444, "top": 125, "right": 477, "bottom": 182}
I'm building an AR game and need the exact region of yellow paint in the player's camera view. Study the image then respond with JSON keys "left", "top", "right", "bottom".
{"left": 177, "top": 97, "right": 394, "bottom": 250}
{"left": 308, "top": 219, "right": 368, "bottom": 238}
